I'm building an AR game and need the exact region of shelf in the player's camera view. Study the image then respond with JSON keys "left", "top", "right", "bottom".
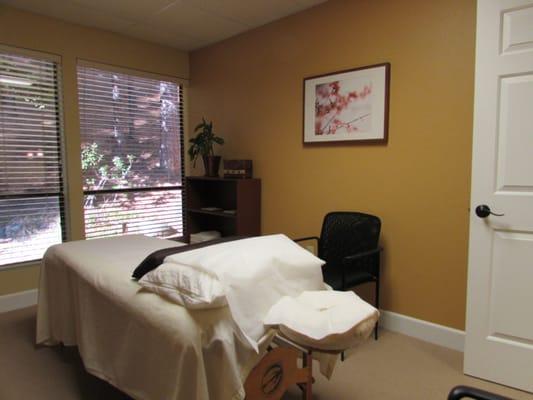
{"left": 187, "top": 208, "right": 237, "bottom": 218}
{"left": 186, "top": 176, "right": 259, "bottom": 182}
{"left": 185, "top": 176, "right": 260, "bottom": 239}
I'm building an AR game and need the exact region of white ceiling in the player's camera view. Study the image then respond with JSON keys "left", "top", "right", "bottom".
{"left": 0, "top": 0, "right": 327, "bottom": 51}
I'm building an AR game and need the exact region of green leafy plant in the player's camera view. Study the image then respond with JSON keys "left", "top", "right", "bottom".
{"left": 188, "top": 118, "right": 224, "bottom": 167}
{"left": 81, "top": 142, "right": 135, "bottom": 191}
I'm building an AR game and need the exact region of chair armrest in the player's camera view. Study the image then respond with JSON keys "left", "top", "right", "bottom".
{"left": 342, "top": 247, "right": 382, "bottom": 264}
{"left": 447, "top": 386, "right": 513, "bottom": 400}
{"left": 293, "top": 236, "right": 320, "bottom": 244}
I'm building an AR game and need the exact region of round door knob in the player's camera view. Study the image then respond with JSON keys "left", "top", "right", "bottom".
{"left": 475, "top": 205, "right": 504, "bottom": 218}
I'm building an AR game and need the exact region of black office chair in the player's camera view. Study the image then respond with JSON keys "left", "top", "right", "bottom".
{"left": 295, "top": 211, "right": 382, "bottom": 339}
{"left": 448, "top": 386, "right": 514, "bottom": 400}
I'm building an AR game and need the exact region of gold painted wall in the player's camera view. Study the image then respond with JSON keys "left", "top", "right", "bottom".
{"left": 0, "top": 6, "right": 189, "bottom": 295}
{"left": 190, "top": 0, "right": 476, "bottom": 329}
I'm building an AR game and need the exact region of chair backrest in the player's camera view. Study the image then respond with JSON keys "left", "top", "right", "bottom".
{"left": 318, "top": 211, "right": 381, "bottom": 269}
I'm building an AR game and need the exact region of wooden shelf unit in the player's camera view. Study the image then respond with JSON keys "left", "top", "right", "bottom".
{"left": 185, "top": 176, "right": 261, "bottom": 240}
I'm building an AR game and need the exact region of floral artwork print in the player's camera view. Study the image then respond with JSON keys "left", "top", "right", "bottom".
{"left": 304, "top": 63, "right": 389, "bottom": 143}
{"left": 314, "top": 79, "right": 372, "bottom": 136}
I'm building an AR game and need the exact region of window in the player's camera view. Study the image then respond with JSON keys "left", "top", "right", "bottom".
{"left": 77, "top": 65, "right": 184, "bottom": 240}
{"left": 0, "top": 49, "right": 65, "bottom": 267}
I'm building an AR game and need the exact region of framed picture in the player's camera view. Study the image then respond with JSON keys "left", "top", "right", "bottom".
{"left": 303, "top": 63, "right": 390, "bottom": 144}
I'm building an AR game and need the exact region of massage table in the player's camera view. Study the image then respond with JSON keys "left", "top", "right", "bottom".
{"left": 36, "top": 234, "right": 375, "bottom": 400}
{"left": 37, "top": 234, "right": 269, "bottom": 400}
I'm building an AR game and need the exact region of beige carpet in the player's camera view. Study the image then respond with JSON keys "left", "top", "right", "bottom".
{"left": 0, "top": 307, "right": 531, "bottom": 400}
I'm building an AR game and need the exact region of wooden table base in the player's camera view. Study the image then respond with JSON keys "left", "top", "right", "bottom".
{"left": 244, "top": 346, "right": 313, "bottom": 400}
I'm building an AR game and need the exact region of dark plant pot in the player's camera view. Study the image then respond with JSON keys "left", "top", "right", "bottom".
{"left": 202, "top": 155, "right": 221, "bottom": 177}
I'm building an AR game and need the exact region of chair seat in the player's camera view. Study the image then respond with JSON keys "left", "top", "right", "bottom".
{"left": 323, "top": 269, "right": 376, "bottom": 291}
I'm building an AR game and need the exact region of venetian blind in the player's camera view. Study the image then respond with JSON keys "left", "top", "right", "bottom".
{"left": 0, "top": 50, "right": 65, "bottom": 267}
{"left": 77, "top": 65, "right": 184, "bottom": 240}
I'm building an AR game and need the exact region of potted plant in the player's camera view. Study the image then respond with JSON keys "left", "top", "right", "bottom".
{"left": 188, "top": 118, "right": 224, "bottom": 177}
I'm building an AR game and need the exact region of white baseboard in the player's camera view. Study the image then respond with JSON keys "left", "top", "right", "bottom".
{"left": 380, "top": 310, "right": 465, "bottom": 352}
{"left": 0, "top": 289, "right": 38, "bottom": 313}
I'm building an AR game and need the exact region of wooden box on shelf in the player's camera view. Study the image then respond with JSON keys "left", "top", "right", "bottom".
{"left": 223, "top": 159, "right": 253, "bottom": 179}
{"left": 185, "top": 176, "right": 261, "bottom": 241}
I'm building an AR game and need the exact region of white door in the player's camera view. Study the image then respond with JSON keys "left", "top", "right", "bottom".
{"left": 465, "top": 0, "right": 533, "bottom": 392}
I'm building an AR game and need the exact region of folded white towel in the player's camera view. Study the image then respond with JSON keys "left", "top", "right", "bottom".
{"left": 264, "top": 290, "right": 379, "bottom": 351}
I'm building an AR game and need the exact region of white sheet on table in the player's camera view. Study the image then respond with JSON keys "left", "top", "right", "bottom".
{"left": 164, "top": 234, "right": 326, "bottom": 351}
{"left": 36, "top": 235, "right": 271, "bottom": 400}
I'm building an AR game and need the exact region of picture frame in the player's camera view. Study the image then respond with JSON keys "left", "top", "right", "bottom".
{"left": 303, "top": 62, "right": 390, "bottom": 144}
